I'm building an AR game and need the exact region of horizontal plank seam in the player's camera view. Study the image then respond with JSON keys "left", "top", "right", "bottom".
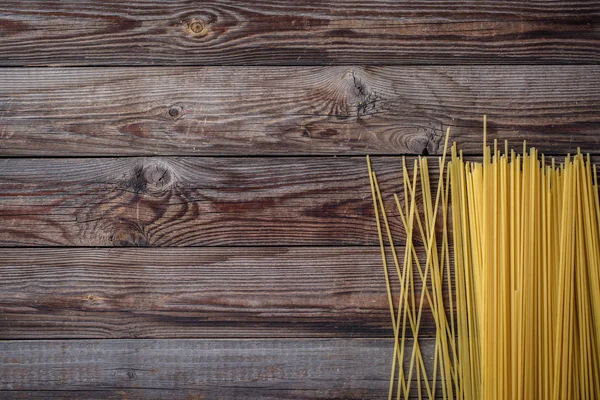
{"left": 0, "top": 151, "right": 596, "bottom": 160}
{"left": 0, "top": 244, "right": 398, "bottom": 249}
{"left": 0, "top": 337, "right": 432, "bottom": 342}
{"left": 0, "top": 62, "right": 597, "bottom": 68}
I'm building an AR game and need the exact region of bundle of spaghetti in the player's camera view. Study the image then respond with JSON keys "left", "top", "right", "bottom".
{"left": 449, "top": 120, "right": 600, "bottom": 399}
{"left": 368, "top": 118, "right": 600, "bottom": 399}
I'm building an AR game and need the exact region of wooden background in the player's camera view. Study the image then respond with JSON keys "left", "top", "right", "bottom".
{"left": 0, "top": 1, "right": 599, "bottom": 398}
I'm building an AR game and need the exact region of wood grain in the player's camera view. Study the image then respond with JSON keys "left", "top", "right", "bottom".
{"left": 2, "top": 155, "right": 595, "bottom": 246}
{"left": 0, "top": 1, "right": 598, "bottom": 66}
{"left": 0, "top": 156, "right": 440, "bottom": 247}
{"left": 1, "top": 66, "right": 599, "bottom": 156}
{"left": 0, "top": 338, "right": 440, "bottom": 399}
{"left": 0, "top": 391, "right": 436, "bottom": 400}
{"left": 0, "top": 247, "right": 451, "bottom": 339}
{"left": 1, "top": 1, "right": 597, "bottom": 398}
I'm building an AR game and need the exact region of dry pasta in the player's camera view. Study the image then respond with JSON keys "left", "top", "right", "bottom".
{"left": 368, "top": 117, "right": 600, "bottom": 399}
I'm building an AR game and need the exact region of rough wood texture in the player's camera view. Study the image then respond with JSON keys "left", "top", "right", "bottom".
{"left": 0, "top": 338, "right": 439, "bottom": 399}
{"left": 0, "top": 247, "right": 450, "bottom": 339}
{"left": 1, "top": 66, "right": 599, "bottom": 156}
{"left": 0, "top": 156, "right": 441, "bottom": 247}
{"left": 0, "top": 391, "right": 434, "bottom": 400}
{"left": 2, "top": 2, "right": 597, "bottom": 396}
{"left": 0, "top": 1, "right": 598, "bottom": 66}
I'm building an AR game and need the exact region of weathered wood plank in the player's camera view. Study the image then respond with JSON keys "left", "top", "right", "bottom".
{"left": 0, "top": 338, "right": 439, "bottom": 398}
{"left": 0, "top": 247, "right": 451, "bottom": 339}
{"left": 1, "top": 66, "right": 599, "bottom": 156}
{"left": 0, "top": 1, "right": 598, "bottom": 66}
{"left": 0, "top": 391, "right": 434, "bottom": 400}
{"left": 2, "top": 155, "right": 596, "bottom": 246}
{"left": 0, "top": 156, "right": 436, "bottom": 247}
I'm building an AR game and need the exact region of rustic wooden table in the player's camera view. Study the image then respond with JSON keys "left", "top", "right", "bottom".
{"left": 0, "top": 1, "right": 598, "bottom": 398}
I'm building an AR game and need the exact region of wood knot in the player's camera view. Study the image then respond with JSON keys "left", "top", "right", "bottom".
{"left": 186, "top": 19, "right": 208, "bottom": 37}
{"left": 321, "top": 68, "right": 382, "bottom": 120}
{"left": 348, "top": 72, "right": 381, "bottom": 118}
{"left": 126, "top": 370, "right": 137, "bottom": 380}
{"left": 110, "top": 228, "right": 149, "bottom": 247}
{"left": 127, "top": 161, "right": 175, "bottom": 195}
{"left": 168, "top": 105, "right": 183, "bottom": 119}
{"left": 406, "top": 135, "right": 431, "bottom": 155}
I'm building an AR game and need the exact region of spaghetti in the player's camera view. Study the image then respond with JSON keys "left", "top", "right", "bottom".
{"left": 368, "top": 118, "right": 600, "bottom": 399}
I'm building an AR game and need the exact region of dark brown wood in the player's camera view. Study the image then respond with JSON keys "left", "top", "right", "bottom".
{"left": 1, "top": 1, "right": 597, "bottom": 398}
{"left": 0, "top": 156, "right": 442, "bottom": 247}
{"left": 3, "top": 155, "right": 595, "bottom": 246}
{"left": 1, "top": 66, "right": 599, "bottom": 156}
{"left": 0, "top": 338, "right": 440, "bottom": 398}
{"left": 0, "top": 391, "right": 434, "bottom": 400}
{"left": 0, "top": 247, "right": 451, "bottom": 339}
{"left": 0, "top": 1, "right": 598, "bottom": 66}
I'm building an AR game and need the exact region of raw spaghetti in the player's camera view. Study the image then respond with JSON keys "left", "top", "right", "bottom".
{"left": 368, "top": 118, "right": 600, "bottom": 399}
